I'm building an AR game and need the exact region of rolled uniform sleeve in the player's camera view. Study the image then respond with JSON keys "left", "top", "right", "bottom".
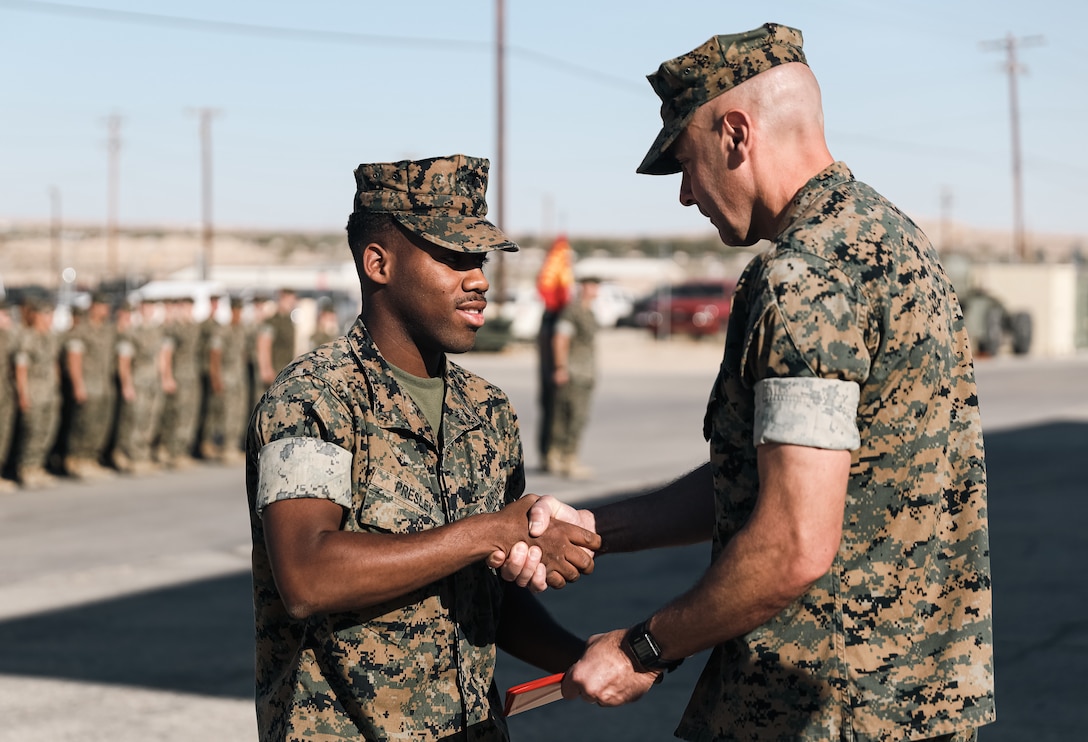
{"left": 754, "top": 377, "right": 860, "bottom": 450}
{"left": 742, "top": 250, "right": 872, "bottom": 449}
{"left": 256, "top": 437, "right": 352, "bottom": 516}
{"left": 251, "top": 372, "right": 356, "bottom": 518}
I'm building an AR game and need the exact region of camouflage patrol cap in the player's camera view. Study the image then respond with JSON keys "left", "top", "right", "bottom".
{"left": 637, "top": 22, "right": 807, "bottom": 175}
{"left": 352, "top": 154, "right": 518, "bottom": 253}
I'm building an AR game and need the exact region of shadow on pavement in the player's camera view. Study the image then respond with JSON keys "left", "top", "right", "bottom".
{"left": 0, "top": 572, "right": 255, "bottom": 699}
{"left": 0, "top": 422, "right": 1083, "bottom": 739}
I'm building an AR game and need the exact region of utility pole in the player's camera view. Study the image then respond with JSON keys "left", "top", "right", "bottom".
{"left": 939, "top": 186, "right": 953, "bottom": 254}
{"left": 105, "top": 113, "right": 123, "bottom": 281}
{"left": 49, "top": 186, "right": 62, "bottom": 292}
{"left": 494, "top": 0, "right": 507, "bottom": 306}
{"left": 982, "top": 33, "right": 1044, "bottom": 262}
{"left": 189, "top": 108, "right": 221, "bottom": 281}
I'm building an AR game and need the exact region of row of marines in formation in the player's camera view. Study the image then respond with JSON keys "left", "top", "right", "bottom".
{"left": 0, "top": 288, "right": 337, "bottom": 491}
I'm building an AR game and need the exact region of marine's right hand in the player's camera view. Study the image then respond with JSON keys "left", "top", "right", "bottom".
{"left": 488, "top": 496, "right": 598, "bottom": 592}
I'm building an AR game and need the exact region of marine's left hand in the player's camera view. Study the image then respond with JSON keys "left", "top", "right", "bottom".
{"left": 561, "top": 629, "right": 660, "bottom": 707}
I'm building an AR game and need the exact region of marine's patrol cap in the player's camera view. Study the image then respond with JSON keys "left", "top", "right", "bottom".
{"left": 352, "top": 154, "right": 518, "bottom": 253}
{"left": 637, "top": 23, "right": 807, "bottom": 176}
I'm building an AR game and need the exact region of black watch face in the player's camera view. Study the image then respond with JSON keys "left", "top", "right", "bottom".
{"left": 631, "top": 631, "right": 659, "bottom": 665}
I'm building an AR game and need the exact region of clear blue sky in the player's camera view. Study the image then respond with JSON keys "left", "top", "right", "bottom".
{"left": 2, "top": 0, "right": 1085, "bottom": 240}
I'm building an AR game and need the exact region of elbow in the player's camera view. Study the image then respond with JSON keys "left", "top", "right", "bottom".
{"left": 758, "top": 522, "right": 838, "bottom": 599}
{"left": 281, "top": 588, "right": 322, "bottom": 621}
{"left": 275, "top": 575, "right": 325, "bottom": 620}
{"left": 284, "top": 598, "right": 319, "bottom": 622}
{"left": 780, "top": 540, "right": 838, "bottom": 596}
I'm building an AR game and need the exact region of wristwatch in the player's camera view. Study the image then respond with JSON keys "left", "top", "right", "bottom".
{"left": 621, "top": 619, "right": 684, "bottom": 674}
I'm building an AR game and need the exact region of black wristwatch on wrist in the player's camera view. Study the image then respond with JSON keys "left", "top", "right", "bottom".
{"left": 621, "top": 619, "right": 684, "bottom": 674}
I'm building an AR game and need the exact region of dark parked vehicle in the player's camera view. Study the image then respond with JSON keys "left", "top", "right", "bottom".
{"left": 961, "top": 288, "right": 1032, "bottom": 356}
{"left": 627, "top": 279, "right": 738, "bottom": 338}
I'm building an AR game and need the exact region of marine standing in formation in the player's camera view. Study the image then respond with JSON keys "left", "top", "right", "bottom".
{"left": 0, "top": 301, "right": 18, "bottom": 491}
{"left": 0, "top": 289, "right": 319, "bottom": 489}
{"left": 548, "top": 274, "right": 600, "bottom": 479}
{"left": 60, "top": 291, "right": 117, "bottom": 480}
{"left": 12, "top": 298, "right": 62, "bottom": 490}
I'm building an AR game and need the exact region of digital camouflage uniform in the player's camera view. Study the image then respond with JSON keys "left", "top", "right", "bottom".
{"left": 115, "top": 318, "right": 165, "bottom": 468}
{"left": 673, "top": 162, "right": 995, "bottom": 742}
{"left": 263, "top": 310, "right": 297, "bottom": 379}
{"left": 0, "top": 317, "right": 18, "bottom": 479}
{"left": 197, "top": 313, "right": 226, "bottom": 456}
{"left": 218, "top": 317, "right": 251, "bottom": 457}
{"left": 159, "top": 315, "right": 201, "bottom": 463}
{"left": 634, "top": 25, "right": 994, "bottom": 741}
{"left": 246, "top": 318, "right": 525, "bottom": 742}
{"left": 13, "top": 324, "right": 62, "bottom": 478}
{"left": 62, "top": 315, "right": 117, "bottom": 468}
{"left": 549, "top": 297, "right": 597, "bottom": 462}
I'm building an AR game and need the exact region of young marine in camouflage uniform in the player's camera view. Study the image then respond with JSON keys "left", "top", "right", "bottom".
{"left": 246, "top": 154, "right": 599, "bottom": 741}
{"left": 507, "top": 23, "right": 994, "bottom": 742}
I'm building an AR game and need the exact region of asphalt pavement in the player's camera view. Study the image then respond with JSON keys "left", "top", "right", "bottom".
{"left": 1, "top": 328, "right": 1085, "bottom": 741}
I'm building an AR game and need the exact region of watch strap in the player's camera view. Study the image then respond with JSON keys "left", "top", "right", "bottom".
{"left": 621, "top": 619, "right": 684, "bottom": 674}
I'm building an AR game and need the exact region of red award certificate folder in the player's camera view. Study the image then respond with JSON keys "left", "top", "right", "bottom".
{"left": 503, "top": 672, "right": 565, "bottom": 717}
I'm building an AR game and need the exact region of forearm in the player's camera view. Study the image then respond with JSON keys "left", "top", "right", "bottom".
{"left": 14, "top": 365, "right": 30, "bottom": 408}
{"left": 497, "top": 584, "right": 586, "bottom": 673}
{"left": 552, "top": 333, "right": 570, "bottom": 371}
{"left": 592, "top": 462, "right": 714, "bottom": 554}
{"left": 271, "top": 513, "right": 509, "bottom": 617}
{"left": 210, "top": 349, "right": 224, "bottom": 392}
{"left": 267, "top": 496, "right": 598, "bottom": 619}
{"left": 642, "top": 445, "right": 849, "bottom": 661}
{"left": 68, "top": 353, "right": 86, "bottom": 400}
{"left": 646, "top": 522, "right": 808, "bottom": 662}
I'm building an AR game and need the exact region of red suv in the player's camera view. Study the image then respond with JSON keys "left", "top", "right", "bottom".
{"left": 640, "top": 279, "right": 737, "bottom": 338}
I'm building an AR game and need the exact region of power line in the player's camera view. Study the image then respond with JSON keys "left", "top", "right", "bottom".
{"left": 0, "top": 0, "right": 645, "bottom": 93}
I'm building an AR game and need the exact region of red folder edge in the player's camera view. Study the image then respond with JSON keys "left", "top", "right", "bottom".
{"left": 503, "top": 672, "right": 565, "bottom": 717}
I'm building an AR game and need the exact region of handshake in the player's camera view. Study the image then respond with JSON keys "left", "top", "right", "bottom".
{"left": 488, "top": 495, "right": 598, "bottom": 591}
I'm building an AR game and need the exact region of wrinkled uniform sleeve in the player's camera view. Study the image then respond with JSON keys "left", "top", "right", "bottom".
{"left": 742, "top": 251, "right": 871, "bottom": 450}
{"left": 251, "top": 373, "right": 355, "bottom": 515}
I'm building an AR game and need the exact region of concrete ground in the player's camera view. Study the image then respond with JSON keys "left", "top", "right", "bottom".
{"left": 0, "top": 328, "right": 1085, "bottom": 741}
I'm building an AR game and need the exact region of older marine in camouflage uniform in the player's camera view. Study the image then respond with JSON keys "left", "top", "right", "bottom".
{"left": 12, "top": 299, "right": 62, "bottom": 489}
{"left": 247, "top": 154, "right": 598, "bottom": 741}
{"left": 513, "top": 23, "right": 994, "bottom": 742}
{"left": 60, "top": 293, "right": 117, "bottom": 479}
{"left": 676, "top": 164, "right": 994, "bottom": 740}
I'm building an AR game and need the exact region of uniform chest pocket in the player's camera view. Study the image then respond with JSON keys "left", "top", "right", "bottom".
{"left": 354, "top": 466, "right": 444, "bottom": 534}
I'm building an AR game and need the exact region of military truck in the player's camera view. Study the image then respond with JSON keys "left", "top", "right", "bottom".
{"left": 960, "top": 288, "right": 1033, "bottom": 357}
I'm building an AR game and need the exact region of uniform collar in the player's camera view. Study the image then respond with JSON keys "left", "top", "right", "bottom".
{"left": 774, "top": 161, "right": 854, "bottom": 241}
{"left": 346, "top": 318, "right": 484, "bottom": 446}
